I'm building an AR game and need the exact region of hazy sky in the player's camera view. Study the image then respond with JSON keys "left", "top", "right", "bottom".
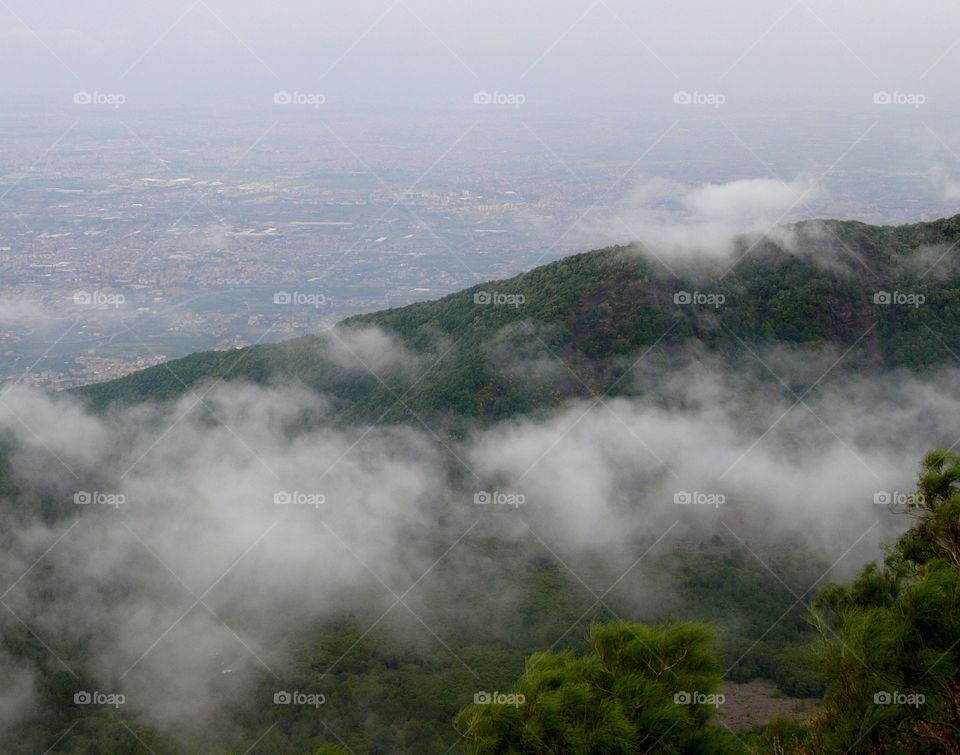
{"left": 1, "top": 1, "right": 958, "bottom": 111}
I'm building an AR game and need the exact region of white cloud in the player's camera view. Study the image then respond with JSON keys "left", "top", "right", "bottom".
{"left": 609, "top": 175, "right": 822, "bottom": 261}
{"left": 0, "top": 297, "right": 53, "bottom": 327}
{"left": 930, "top": 165, "right": 960, "bottom": 201}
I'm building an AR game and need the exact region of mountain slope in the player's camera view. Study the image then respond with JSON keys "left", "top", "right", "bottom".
{"left": 76, "top": 215, "right": 960, "bottom": 423}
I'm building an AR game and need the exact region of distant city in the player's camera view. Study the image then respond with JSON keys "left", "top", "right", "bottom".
{"left": 1, "top": 105, "right": 956, "bottom": 389}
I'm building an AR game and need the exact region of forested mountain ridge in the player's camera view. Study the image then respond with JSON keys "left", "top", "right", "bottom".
{"left": 76, "top": 214, "right": 960, "bottom": 423}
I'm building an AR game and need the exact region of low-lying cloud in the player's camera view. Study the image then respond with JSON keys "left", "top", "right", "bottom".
{"left": 605, "top": 175, "right": 822, "bottom": 262}
{"left": 0, "top": 343, "right": 953, "bottom": 739}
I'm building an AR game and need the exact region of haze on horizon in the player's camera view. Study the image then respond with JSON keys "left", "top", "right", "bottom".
{"left": 0, "top": 0, "right": 955, "bottom": 110}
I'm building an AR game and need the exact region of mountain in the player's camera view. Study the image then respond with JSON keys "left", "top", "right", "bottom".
{"left": 9, "top": 215, "right": 960, "bottom": 754}
{"left": 76, "top": 214, "right": 960, "bottom": 424}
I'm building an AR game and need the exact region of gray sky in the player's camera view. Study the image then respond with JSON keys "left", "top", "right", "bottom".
{"left": 1, "top": 0, "right": 958, "bottom": 111}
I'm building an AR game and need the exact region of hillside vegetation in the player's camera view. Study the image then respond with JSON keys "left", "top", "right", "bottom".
{"left": 77, "top": 216, "right": 960, "bottom": 424}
